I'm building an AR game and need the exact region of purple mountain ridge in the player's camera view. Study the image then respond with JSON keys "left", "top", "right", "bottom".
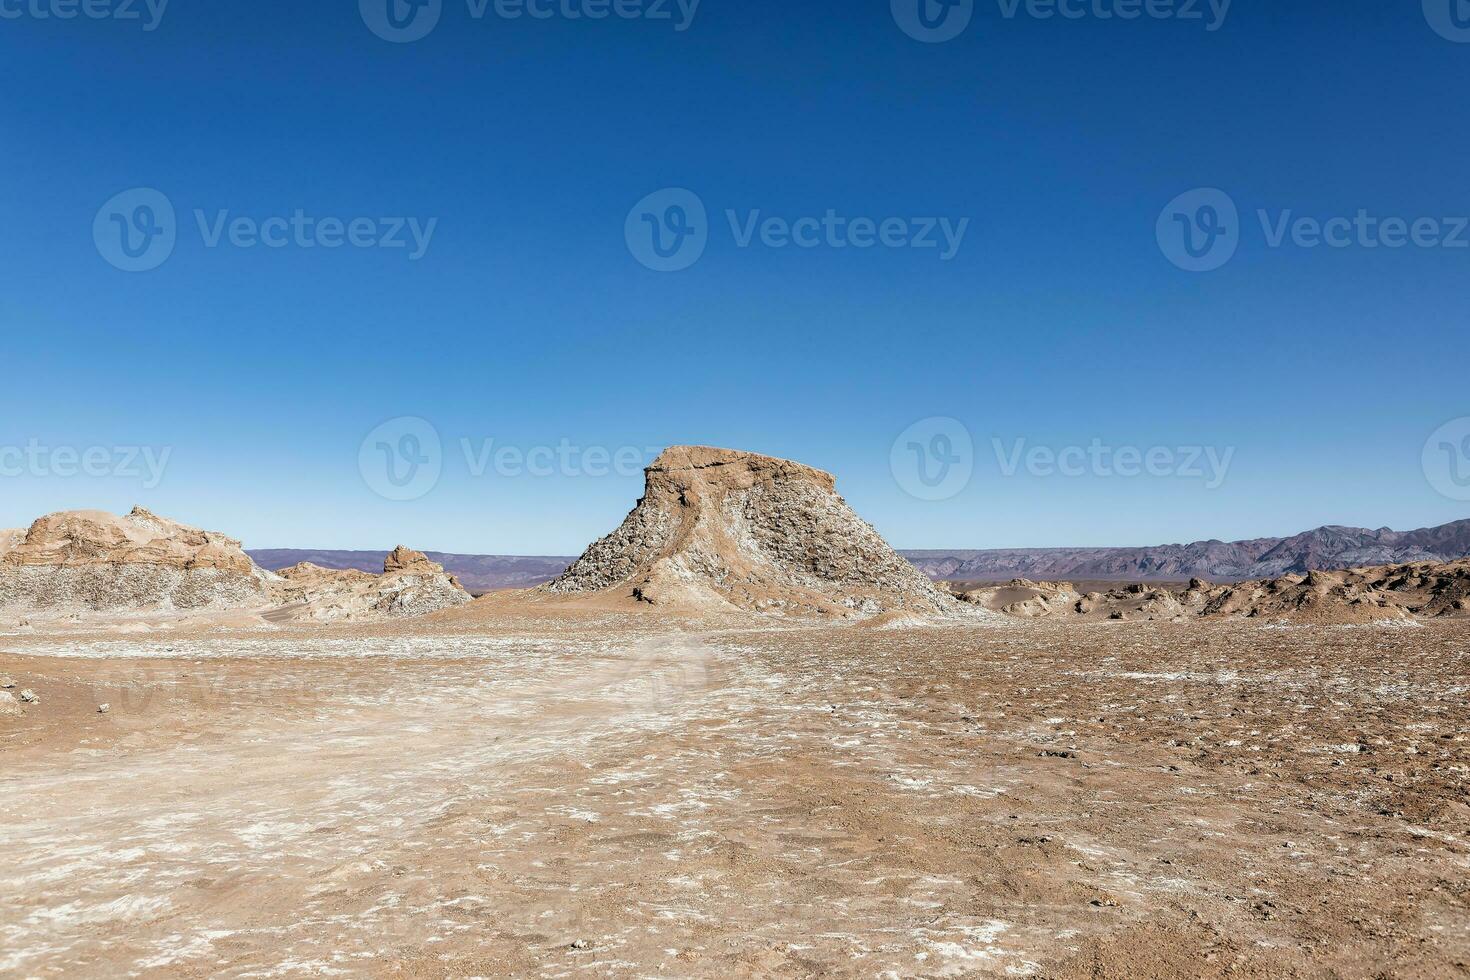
{"left": 249, "top": 518, "right": 1470, "bottom": 592}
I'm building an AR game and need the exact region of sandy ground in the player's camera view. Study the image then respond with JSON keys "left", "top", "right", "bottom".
{"left": 0, "top": 609, "right": 1466, "bottom": 978}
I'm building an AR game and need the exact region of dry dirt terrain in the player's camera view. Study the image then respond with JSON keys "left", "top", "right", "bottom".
{"left": 1, "top": 605, "right": 1466, "bottom": 978}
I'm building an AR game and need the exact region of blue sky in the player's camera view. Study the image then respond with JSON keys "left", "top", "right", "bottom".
{"left": 2, "top": 0, "right": 1467, "bottom": 553}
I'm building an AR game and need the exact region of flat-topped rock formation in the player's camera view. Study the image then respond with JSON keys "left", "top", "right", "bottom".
{"left": 546, "top": 446, "right": 963, "bottom": 617}
{"left": 0, "top": 507, "right": 271, "bottom": 611}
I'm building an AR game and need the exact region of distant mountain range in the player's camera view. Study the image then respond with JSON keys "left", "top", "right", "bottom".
{"left": 248, "top": 517, "right": 1470, "bottom": 592}
{"left": 901, "top": 518, "right": 1470, "bottom": 583}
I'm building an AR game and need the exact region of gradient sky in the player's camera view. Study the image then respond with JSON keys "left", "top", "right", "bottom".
{"left": 2, "top": 0, "right": 1467, "bottom": 554}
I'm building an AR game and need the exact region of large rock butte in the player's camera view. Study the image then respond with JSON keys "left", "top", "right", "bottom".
{"left": 0, "top": 507, "right": 271, "bottom": 611}
{"left": 546, "top": 445, "right": 961, "bottom": 616}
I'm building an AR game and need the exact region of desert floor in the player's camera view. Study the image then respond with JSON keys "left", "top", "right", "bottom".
{"left": 1, "top": 610, "right": 1466, "bottom": 978}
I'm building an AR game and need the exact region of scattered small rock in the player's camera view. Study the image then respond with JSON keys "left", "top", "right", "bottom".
{"left": 570, "top": 939, "right": 591, "bottom": 950}
{"left": 98, "top": 704, "right": 110, "bottom": 714}
{"left": 0, "top": 677, "right": 14, "bottom": 689}
{"left": 1039, "top": 749, "right": 1076, "bottom": 759}
{"left": 0, "top": 691, "right": 20, "bottom": 716}
{"left": 18, "top": 689, "right": 38, "bottom": 704}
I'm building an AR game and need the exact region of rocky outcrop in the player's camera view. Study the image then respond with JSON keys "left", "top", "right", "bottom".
{"left": 546, "top": 446, "right": 963, "bottom": 617}
{"left": 957, "top": 560, "right": 1470, "bottom": 624}
{"left": 0, "top": 507, "right": 271, "bottom": 611}
{"left": 246, "top": 550, "right": 574, "bottom": 593}
{"left": 271, "top": 546, "right": 471, "bottom": 621}
{"left": 1196, "top": 563, "right": 1469, "bottom": 623}
{"left": 0, "top": 509, "right": 471, "bottom": 622}
{"left": 384, "top": 545, "right": 427, "bottom": 574}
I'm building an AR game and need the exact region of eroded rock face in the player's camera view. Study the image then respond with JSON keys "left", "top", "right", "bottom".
{"left": 1196, "top": 562, "right": 1470, "bottom": 623}
{"left": 0, "top": 510, "right": 473, "bottom": 622}
{"left": 271, "top": 547, "right": 470, "bottom": 621}
{"left": 0, "top": 507, "right": 271, "bottom": 611}
{"left": 957, "top": 560, "right": 1470, "bottom": 623}
{"left": 383, "top": 545, "right": 431, "bottom": 574}
{"left": 546, "top": 446, "right": 962, "bottom": 617}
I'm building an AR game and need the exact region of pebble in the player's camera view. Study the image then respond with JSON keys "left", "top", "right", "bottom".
{"left": 98, "top": 704, "right": 110, "bottom": 714}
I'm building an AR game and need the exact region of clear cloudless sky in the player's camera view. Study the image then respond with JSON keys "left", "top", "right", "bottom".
{"left": 2, "top": 0, "right": 1467, "bottom": 554}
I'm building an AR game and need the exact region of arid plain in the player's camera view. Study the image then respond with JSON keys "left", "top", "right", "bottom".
{"left": 2, "top": 448, "right": 1467, "bottom": 978}
{"left": 4, "top": 610, "right": 1467, "bottom": 977}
